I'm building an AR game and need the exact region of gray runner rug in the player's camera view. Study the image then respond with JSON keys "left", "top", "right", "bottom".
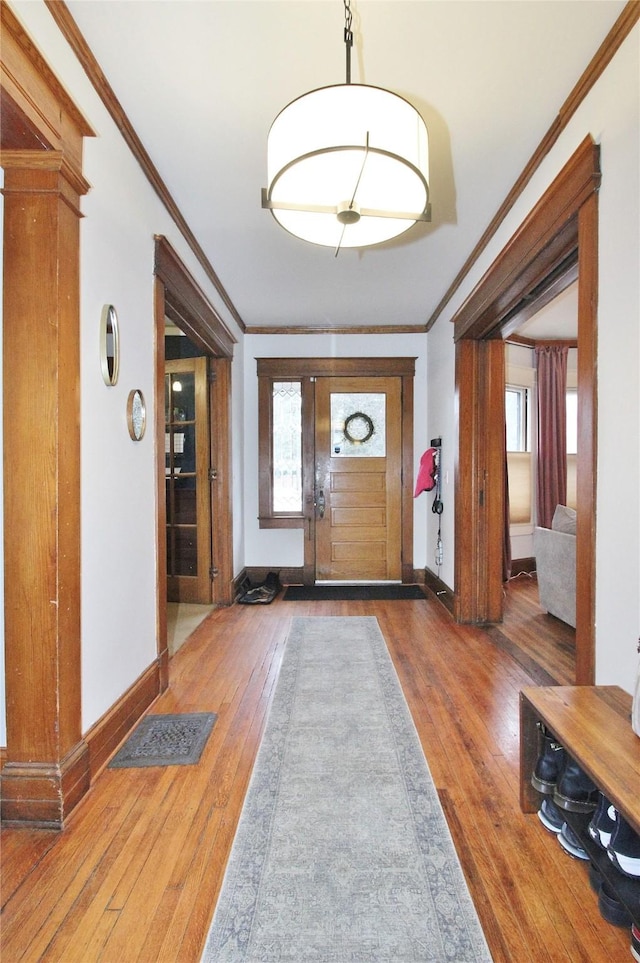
{"left": 201, "top": 616, "right": 493, "bottom": 962}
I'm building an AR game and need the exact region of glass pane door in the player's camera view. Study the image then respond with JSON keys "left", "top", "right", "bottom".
{"left": 165, "top": 357, "right": 211, "bottom": 602}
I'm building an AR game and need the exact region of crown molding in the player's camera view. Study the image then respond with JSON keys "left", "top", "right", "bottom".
{"left": 44, "top": 0, "right": 246, "bottom": 334}
{"left": 426, "top": 0, "right": 640, "bottom": 332}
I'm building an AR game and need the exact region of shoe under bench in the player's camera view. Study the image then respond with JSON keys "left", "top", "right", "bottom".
{"left": 520, "top": 685, "right": 640, "bottom": 927}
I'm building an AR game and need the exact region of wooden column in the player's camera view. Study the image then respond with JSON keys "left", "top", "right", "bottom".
{"left": 1, "top": 151, "right": 90, "bottom": 826}
{"left": 454, "top": 338, "right": 506, "bottom": 624}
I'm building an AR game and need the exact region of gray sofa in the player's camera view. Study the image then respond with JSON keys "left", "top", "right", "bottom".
{"left": 533, "top": 504, "right": 576, "bottom": 628}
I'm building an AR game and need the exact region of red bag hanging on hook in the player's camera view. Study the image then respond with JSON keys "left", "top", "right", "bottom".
{"left": 414, "top": 447, "right": 437, "bottom": 496}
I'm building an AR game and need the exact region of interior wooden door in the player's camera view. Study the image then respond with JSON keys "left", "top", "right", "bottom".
{"left": 314, "top": 377, "right": 402, "bottom": 582}
{"left": 165, "top": 357, "right": 212, "bottom": 603}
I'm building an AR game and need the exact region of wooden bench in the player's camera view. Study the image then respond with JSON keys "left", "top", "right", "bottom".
{"left": 520, "top": 685, "right": 640, "bottom": 927}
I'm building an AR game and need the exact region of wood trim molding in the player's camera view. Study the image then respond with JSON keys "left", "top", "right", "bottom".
{"left": 423, "top": 568, "right": 455, "bottom": 615}
{"left": 1, "top": 19, "right": 95, "bottom": 825}
{"left": 454, "top": 139, "right": 600, "bottom": 683}
{"left": 426, "top": 2, "right": 638, "bottom": 331}
{"left": 84, "top": 662, "right": 161, "bottom": 781}
{"left": 257, "top": 357, "right": 416, "bottom": 379}
{"left": 452, "top": 137, "right": 599, "bottom": 341}
{"left": 44, "top": 1, "right": 245, "bottom": 333}
{"left": 1, "top": 740, "right": 90, "bottom": 828}
{"left": 401, "top": 373, "right": 415, "bottom": 583}
{"left": 574, "top": 190, "right": 599, "bottom": 684}
{"left": 257, "top": 357, "right": 415, "bottom": 581}
{"left": 246, "top": 324, "right": 428, "bottom": 337}
{"left": 1, "top": 3, "right": 94, "bottom": 160}
{"left": 454, "top": 339, "right": 506, "bottom": 624}
{"left": 154, "top": 235, "right": 236, "bottom": 358}
{"left": 210, "top": 358, "right": 234, "bottom": 606}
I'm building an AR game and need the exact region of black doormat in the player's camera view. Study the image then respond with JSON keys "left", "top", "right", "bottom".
{"left": 283, "top": 584, "right": 426, "bottom": 601}
{"left": 108, "top": 712, "right": 217, "bottom": 769}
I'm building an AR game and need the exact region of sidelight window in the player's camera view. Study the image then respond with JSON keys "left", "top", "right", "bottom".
{"left": 272, "top": 381, "right": 303, "bottom": 512}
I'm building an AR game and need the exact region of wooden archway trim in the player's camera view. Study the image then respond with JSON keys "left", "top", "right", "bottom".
{"left": 453, "top": 137, "right": 600, "bottom": 685}
{"left": 1, "top": 6, "right": 94, "bottom": 826}
{"left": 153, "top": 235, "right": 235, "bottom": 673}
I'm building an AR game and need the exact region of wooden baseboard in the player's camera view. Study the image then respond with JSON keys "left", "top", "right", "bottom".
{"left": 242, "top": 568, "right": 426, "bottom": 589}
{"left": 510, "top": 556, "right": 536, "bottom": 576}
{"left": 423, "top": 567, "right": 455, "bottom": 614}
{"left": 243, "top": 567, "right": 304, "bottom": 588}
{"left": 1, "top": 739, "right": 90, "bottom": 829}
{"left": 2, "top": 660, "right": 163, "bottom": 826}
{"left": 85, "top": 660, "right": 161, "bottom": 781}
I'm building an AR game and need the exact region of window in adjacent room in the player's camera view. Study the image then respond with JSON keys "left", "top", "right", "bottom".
{"left": 566, "top": 386, "right": 578, "bottom": 508}
{"left": 506, "top": 384, "right": 533, "bottom": 524}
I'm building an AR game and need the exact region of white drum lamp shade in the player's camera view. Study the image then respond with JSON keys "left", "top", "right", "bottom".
{"left": 262, "top": 83, "right": 430, "bottom": 249}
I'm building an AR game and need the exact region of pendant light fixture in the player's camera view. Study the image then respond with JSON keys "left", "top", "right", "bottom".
{"left": 261, "top": 0, "right": 431, "bottom": 254}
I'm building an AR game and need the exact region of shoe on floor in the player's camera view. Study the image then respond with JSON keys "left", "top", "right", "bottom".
{"left": 607, "top": 813, "right": 640, "bottom": 878}
{"left": 538, "top": 797, "right": 564, "bottom": 834}
{"left": 588, "top": 793, "right": 617, "bottom": 849}
{"left": 588, "top": 861, "right": 603, "bottom": 893}
{"left": 558, "top": 822, "right": 590, "bottom": 860}
{"left": 597, "top": 879, "right": 632, "bottom": 928}
{"left": 531, "top": 723, "right": 565, "bottom": 794}
{"left": 553, "top": 755, "right": 599, "bottom": 813}
{"left": 631, "top": 922, "right": 640, "bottom": 963}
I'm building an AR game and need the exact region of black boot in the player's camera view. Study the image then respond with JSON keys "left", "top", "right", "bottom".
{"left": 553, "top": 755, "right": 599, "bottom": 812}
{"left": 531, "top": 723, "right": 565, "bottom": 794}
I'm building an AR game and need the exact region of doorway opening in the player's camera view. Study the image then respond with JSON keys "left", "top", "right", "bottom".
{"left": 257, "top": 357, "right": 415, "bottom": 585}
{"left": 154, "top": 237, "right": 236, "bottom": 675}
{"left": 452, "top": 137, "right": 599, "bottom": 684}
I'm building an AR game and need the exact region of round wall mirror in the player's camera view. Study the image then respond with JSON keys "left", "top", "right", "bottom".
{"left": 100, "top": 304, "right": 120, "bottom": 386}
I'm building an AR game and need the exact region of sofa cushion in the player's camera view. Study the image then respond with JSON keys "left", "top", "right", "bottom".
{"left": 551, "top": 504, "right": 577, "bottom": 535}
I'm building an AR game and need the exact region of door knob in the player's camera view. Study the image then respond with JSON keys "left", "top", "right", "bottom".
{"left": 316, "top": 489, "right": 325, "bottom": 519}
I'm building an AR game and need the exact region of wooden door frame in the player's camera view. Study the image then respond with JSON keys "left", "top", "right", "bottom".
{"left": 256, "top": 357, "right": 415, "bottom": 584}
{"left": 154, "top": 236, "right": 236, "bottom": 685}
{"left": 308, "top": 362, "right": 414, "bottom": 584}
{"left": 165, "top": 357, "right": 212, "bottom": 604}
{"left": 314, "top": 375, "right": 403, "bottom": 583}
{"left": 1, "top": 6, "right": 94, "bottom": 826}
{"left": 452, "top": 136, "right": 600, "bottom": 684}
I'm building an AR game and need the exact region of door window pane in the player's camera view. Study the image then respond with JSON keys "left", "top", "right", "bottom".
{"left": 272, "top": 382, "right": 302, "bottom": 512}
{"left": 166, "top": 371, "right": 198, "bottom": 576}
{"left": 330, "top": 393, "right": 386, "bottom": 457}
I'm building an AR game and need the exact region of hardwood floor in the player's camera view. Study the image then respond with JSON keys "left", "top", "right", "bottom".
{"left": 1, "top": 581, "right": 631, "bottom": 962}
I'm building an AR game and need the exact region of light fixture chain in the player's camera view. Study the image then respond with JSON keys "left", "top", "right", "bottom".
{"left": 343, "top": 0, "right": 353, "bottom": 84}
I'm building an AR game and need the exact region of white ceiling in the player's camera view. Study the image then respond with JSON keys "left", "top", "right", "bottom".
{"left": 64, "top": 0, "right": 626, "bottom": 333}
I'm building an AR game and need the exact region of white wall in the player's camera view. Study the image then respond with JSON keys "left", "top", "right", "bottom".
{"left": 5, "top": 1, "right": 245, "bottom": 732}
{"left": 243, "top": 333, "right": 429, "bottom": 571}
{"left": 424, "top": 318, "right": 456, "bottom": 585}
{"left": 428, "top": 26, "right": 640, "bottom": 692}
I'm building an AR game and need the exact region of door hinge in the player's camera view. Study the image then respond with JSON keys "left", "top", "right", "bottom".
{"left": 209, "top": 467, "right": 218, "bottom": 482}
{"left": 208, "top": 368, "right": 217, "bottom": 383}
{"left": 209, "top": 566, "right": 219, "bottom": 580}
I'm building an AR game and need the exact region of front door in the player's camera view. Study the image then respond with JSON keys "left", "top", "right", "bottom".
{"left": 314, "top": 377, "right": 402, "bottom": 581}
{"left": 165, "top": 357, "right": 212, "bottom": 603}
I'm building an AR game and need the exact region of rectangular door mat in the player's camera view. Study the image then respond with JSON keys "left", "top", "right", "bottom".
{"left": 283, "top": 584, "right": 426, "bottom": 601}
{"left": 108, "top": 712, "right": 217, "bottom": 768}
